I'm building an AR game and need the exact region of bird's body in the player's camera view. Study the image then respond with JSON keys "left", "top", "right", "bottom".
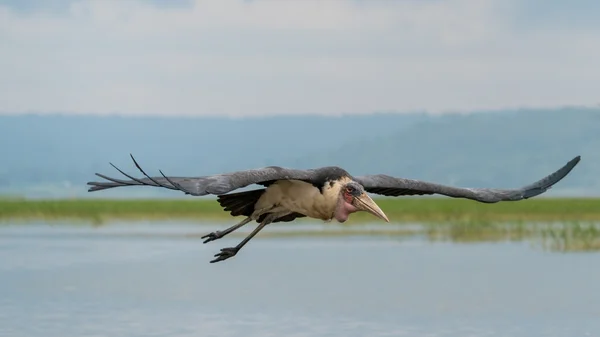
{"left": 255, "top": 179, "right": 337, "bottom": 220}
{"left": 87, "top": 154, "right": 582, "bottom": 263}
{"left": 252, "top": 176, "right": 357, "bottom": 221}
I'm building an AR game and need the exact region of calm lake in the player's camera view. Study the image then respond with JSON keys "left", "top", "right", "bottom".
{"left": 1, "top": 220, "right": 600, "bottom": 337}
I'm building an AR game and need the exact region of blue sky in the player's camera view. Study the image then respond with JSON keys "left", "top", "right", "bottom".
{"left": 1, "top": 0, "right": 599, "bottom": 117}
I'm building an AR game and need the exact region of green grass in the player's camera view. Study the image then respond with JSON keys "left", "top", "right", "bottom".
{"left": 2, "top": 197, "right": 600, "bottom": 225}
{"left": 3, "top": 197, "right": 600, "bottom": 252}
{"left": 0, "top": 198, "right": 228, "bottom": 224}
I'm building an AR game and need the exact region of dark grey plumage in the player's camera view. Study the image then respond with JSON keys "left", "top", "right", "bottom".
{"left": 354, "top": 155, "right": 581, "bottom": 203}
{"left": 88, "top": 154, "right": 351, "bottom": 196}
{"left": 88, "top": 154, "right": 581, "bottom": 203}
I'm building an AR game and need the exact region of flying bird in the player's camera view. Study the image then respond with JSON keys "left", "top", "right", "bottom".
{"left": 87, "top": 154, "right": 581, "bottom": 263}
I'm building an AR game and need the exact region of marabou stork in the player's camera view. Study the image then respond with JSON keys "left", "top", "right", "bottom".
{"left": 87, "top": 154, "right": 581, "bottom": 263}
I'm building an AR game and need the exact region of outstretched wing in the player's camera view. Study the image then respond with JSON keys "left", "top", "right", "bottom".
{"left": 354, "top": 155, "right": 581, "bottom": 203}
{"left": 87, "top": 154, "right": 346, "bottom": 196}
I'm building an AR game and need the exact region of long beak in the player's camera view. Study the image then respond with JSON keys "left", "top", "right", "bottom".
{"left": 353, "top": 193, "right": 389, "bottom": 222}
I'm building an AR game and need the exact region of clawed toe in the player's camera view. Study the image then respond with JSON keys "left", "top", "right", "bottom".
{"left": 201, "top": 231, "right": 221, "bottom": 244}
{"left": 210, "top": 247, "right": 239, "bottom": 263}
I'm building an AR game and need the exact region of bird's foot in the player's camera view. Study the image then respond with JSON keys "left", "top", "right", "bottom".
{"left": 201, "top": 231, "right": 224, "bottom": 244}
{"left": 210, "top": 247, "right": 239, "bottom": 263}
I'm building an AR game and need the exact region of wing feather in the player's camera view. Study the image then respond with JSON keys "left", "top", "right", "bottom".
{"left": 87, "top": 154, "right": 348, "bottom": 196}
{"left": 354, "top": 156, "right": 581, "bottom": 203}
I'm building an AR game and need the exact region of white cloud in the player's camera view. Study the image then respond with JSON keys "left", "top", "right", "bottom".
{"left": 0, "top": 0, "right": 599, "bottom": 117}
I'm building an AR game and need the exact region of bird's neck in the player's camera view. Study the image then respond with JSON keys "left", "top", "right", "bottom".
{"left": 333, "top": 197, "right": 357, "bottom": 223}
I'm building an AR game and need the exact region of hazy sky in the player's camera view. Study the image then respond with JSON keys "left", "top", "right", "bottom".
{"left": 1, "top": 0, "right": 599, "bottom": 117}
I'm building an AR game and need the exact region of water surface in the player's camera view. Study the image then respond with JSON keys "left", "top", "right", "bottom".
{"left": 1, "top": 221, "right": 599, "bottom": 336}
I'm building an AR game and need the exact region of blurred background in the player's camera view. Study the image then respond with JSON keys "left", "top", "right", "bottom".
{"left": 1, "top": 1, "right": 600, "bottom": 337}
{"left": 1, "top": 0, "right": 599, "bottom": 199}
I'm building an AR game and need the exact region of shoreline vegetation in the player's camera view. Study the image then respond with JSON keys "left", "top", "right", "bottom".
{"left": 2, "top": 197, "right": 600, "bottom": 224}
{"left": 2, "top": 197, "right": 600, "bottom": 252}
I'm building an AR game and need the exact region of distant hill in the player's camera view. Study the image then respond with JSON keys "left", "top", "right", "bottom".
{"left": 0, "top": 112, "right": 427, "bottom": 198}
{"left": 1, "top": 107, "right": 597, "bottom": 198}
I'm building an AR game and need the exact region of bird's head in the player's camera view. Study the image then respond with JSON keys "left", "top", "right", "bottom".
{"left": 334, "top": 180, "right": 389, "bottom": 223}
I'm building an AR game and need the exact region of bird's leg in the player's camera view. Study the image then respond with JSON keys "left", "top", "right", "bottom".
{"left": 209, "top": 212, "right": 289, "bottom": 263}
{"left": 201, "top": 216, "right": 252, "bottom": 244}
{"left": 201, "top": 207, "right": 272, "bottom": 243}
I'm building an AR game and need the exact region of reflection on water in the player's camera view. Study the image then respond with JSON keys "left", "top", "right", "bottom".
{"left": 1, "top": 221, "right": 600, "bottom": 337}
{"left": 423, "top": 220, "right": 600, "bottom": 252}
{"left": 5, "top": 218, "right": 600, "bottom": 253}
